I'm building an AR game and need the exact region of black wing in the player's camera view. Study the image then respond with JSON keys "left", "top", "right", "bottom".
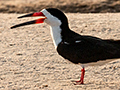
{"left": 57, "top": 33, "right": 120, "bottom": 64}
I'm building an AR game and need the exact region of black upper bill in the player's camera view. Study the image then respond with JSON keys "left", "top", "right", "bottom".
{"left": 18, "top": 13, "right": 34, "bottom": 18}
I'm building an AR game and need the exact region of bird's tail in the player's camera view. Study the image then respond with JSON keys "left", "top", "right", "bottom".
{"left": 104, "top": 39, "right": 120, "bottom": 48}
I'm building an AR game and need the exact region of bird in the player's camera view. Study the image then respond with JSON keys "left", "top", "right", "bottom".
{"left": 11, "top": 8, "right": 120, "bottom": 85}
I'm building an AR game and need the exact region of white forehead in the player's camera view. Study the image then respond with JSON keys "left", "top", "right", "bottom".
{"left": 41, "top": 9, "right": 61, "bottom": 26}
{"left": 41, "top": 9, "right": 50, "bottom": 16}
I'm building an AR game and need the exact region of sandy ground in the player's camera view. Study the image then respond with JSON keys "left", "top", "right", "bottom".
{"left": 0, "top": 13, "right": 120, "bottom": 90}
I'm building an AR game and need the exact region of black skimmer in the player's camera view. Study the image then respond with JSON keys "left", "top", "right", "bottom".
{"left": 11, "top": 8, "right": 120, "bottom": 85}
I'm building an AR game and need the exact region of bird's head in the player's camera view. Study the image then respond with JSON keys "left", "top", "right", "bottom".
{"left": 11, "top": 8, "right": 68, "bottom": 29}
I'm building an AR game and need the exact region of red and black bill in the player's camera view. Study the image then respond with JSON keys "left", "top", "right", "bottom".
{"left": 11, "top": 12, "right": 46, "bottom": 29}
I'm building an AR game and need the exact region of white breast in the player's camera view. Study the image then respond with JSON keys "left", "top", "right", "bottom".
{"left": 50, "top": 26, "right": 62, "bottom": 49}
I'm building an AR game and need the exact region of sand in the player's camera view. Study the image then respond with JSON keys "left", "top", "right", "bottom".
{"left": 0, "top": 13, "right": 120, "bottom": 90}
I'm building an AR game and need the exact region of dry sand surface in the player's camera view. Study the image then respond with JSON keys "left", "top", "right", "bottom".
{"left": 0, "top": 13, "right": 120, "bottom": 90}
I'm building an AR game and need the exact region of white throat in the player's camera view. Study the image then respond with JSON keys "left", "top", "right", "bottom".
{"left": 41, "top": 9, "right": 62, "bottom": 49}
{"left": 50, "top": 26, "right": 62, "bottom": 49}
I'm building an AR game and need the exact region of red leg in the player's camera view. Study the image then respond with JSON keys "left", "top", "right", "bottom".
{"left": 74, "top": 67, "right": 85, "bottom": 85}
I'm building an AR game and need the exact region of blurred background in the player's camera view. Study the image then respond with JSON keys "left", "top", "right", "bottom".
{"left": 0, "top": 0, "right": 120, "bottom": 13}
